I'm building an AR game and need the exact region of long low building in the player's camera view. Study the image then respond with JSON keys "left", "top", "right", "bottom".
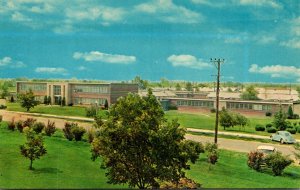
{"left": 16, "top": 81, "right": 138, "bottom": 106}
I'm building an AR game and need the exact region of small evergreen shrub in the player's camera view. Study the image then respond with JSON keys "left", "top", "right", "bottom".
{"left": 0, "top": 115, "right": 2, "bottom": 122}
{"left": 87, "top": 129, "right": 95, "bottom": 143}
{"left": 0, "top": 105, "right": 7, "bottom": 109}
{"left": 265, "top": 152, "right": 293, "bottom": 176}
{"left": 267, "top": 127, "right": 277, "bottom": 133}
{"left": 297, "top": 127, "right": 300, "bottom": 133}
{"left": 22, "top": 118, "right": 36, "bottom": 128}
{"left": 168, "top": 104, "right": 178, "bottom": 110}
{"left": 210, "top": 108, "right": 216, "bottom": 113}
{"left": 44, "top": 120, "right": 56, "bottom": 136}
{"left": 247, "top": 151, "right": 265, "bottom": 171}
{"left": 287, "top": 128, "right": 296, "bottom": 134}
{"left": 32, "top": 122, "right": 45, "bottom": 134}
{"left": 63, "top": 122, "right": 76, "bottom": 141}
{"left": 265, "top": 123, "right": 272, "bottom": 128}
{"left": 71, "top": 126, "right": 86, "bottom": 141}
{"left": 255, "top": 125, "right": 265, "bottom": 131}
{"left": 265, "top": 112, "right": 272, "bottom": 117}
{"left": 7, "top": 118, "right": 15, "bottom": 131}
{"left": 16, "top": 121, "right": 24, "bottom": 132}
{"left": 293, "top": 114, "right": 299, "bottom": 119}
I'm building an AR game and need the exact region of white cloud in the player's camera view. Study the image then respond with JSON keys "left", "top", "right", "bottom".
{"left": 224, "top": 37, "right": 242, "bottom": 44}
{"left": 279, "top": 17, "right": 300, "bottom": 49}
{"left": 191, "top": 0, "right": 227, "bottom": 7}
{"left": 280, "top": 39, "right": 300, "bottom": 49}
{"left": 167, "top": 54, "right": 211, "bottom": 69}
{"left": 78, "top": 66, "right": 87, "bottom": 71}
{"left": 0, "top": 57, "right": 26, "bottom": 68}
{"left": 35, "top": 67, "right": 68, "bottom": 75}
{"left": 135, "top": 0, "right": 203, "bottom": 24}
{"left": 73, "top": 51, "right": 136, "bottom": 64}
{"left": 249, "top": 64, "right": 300, "bottom": 81}
{"left": 237, "top": 0, "right": 282, "bottom": 9}
{"left": 11, "top": 12, "right": 32, "bottom": 22}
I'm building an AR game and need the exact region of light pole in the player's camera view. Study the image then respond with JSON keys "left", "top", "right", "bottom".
{"left": 210, "top": 58, "right": 224, "bottom": 144}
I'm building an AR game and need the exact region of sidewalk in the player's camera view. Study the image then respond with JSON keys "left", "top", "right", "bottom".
{"left": 187, "top": 128, "right": 300, "bottom": 142}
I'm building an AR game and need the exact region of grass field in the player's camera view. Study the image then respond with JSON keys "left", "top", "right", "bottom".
{"left": 1, "top": 122, "right": 300, "bottom": 188}
{"left": 6, "top": 102, "right": 108, "bottom": 119}
{"left": 165, "top": 111, "right": 300, "bottom": 139}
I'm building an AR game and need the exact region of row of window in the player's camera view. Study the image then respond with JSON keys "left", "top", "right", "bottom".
{"left": 226, "top": 102, "right": 272, "bottom": 111}
{"left": 72, "top": 85, "right": 109, "bottom": 94}
{"left": 19, "top": 84, "right": 47, "bottom": 92}
{"left": 53, "top": 85, "right": 61, "bottom": 95}
{"left": 177, "top": 100, "right": 214, "bottom": 108}
{"left": 73, "top": 98, "right": 107, "bottom": 105}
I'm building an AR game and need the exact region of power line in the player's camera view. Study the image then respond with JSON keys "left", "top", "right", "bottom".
{"left": 210, "top": 58, "right": 225, "bottom": 144}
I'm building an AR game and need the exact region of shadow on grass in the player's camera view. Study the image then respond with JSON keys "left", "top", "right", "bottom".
{"left": 33, "top": 167, "right": 63, "bottom": 174}
{"left": 283, "top": 171, "right": 300, "bottom": 179}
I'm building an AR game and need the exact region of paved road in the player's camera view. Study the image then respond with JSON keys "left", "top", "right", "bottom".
{"left": 0, "top": 110, "right": 298, "bottom": 161}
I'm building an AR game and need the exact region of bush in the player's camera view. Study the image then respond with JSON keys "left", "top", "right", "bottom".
{"left": 44, "top": 120, "right": 56, "bottom": 136}
{"left": 293, "top": 114, "right": 299, "bottom": 119}
{"left": 0, "top": 105, "right": 7, "bottom": 109}
{"left": 247, "top": 151, "right": 265, "bottom": 171}
{"left": 71, "top": 126, "right": 86, "bottom": 141}
{"left": 267, "top": 127, "right": 277, "bottom": 133}
{"left": 168, "top": 104, "right": 178, "bottom": 110}
{"left": 86, "top": 105, "right": 99, "bottom": 117}
{"left": 63, "top": 122, "right": 76, "bottom": 141}
{"left": 265, "top": 112, "right": 272, "bottom": 117}
{"left": 287, "top": 128, "right": 296, "bottom": 134}
{"left": 255, "top": 125, "right": 265, "bottom": 131}
{"left": 7, "top": 118, "right": 15, "bottom": 131}
{"left": 68, "top": 103, "right": 73, "bottom": 106}
{"left": 265, "top": 152, "right": 293, "bottom": 176}
{"left": 297, "top": 127, "right": 300, "bottom": 133}
{"left": 16, "top": 121, "right": 24, "bottom": 133}
{"left": 210, "top": 108, "right": 216, "bottom": 113}
{"left": 22, "top": 118, "right": 36, "bottom": 128}
{"left": 265, "top": 123, "right": 272, "bottom": 128}
{"left": 205, "top": 142, "right": 219, "bottom": 164}
{"left": 0, "top": 115, "right": 2, "bottom": 122}
{"left": 32, "top": 122, "right": 45, "bottom": 134}
{"left": 87, "top": 129, "right": 96, "bottom": 143}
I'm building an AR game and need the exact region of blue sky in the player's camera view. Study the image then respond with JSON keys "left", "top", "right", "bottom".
{"left": 0, "top": 0, "right": 299, "bottom": 83}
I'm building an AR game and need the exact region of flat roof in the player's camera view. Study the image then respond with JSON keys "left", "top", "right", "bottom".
{"left": 16, "top": 81, "right": 137, "bottom": 85}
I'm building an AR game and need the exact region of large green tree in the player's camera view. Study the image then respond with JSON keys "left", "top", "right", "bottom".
{"left": 18, "top": 89, "right": 38, "bottom": 111}
{"left": 20, "top": 129, "right": 47, "bottom": 170}
{"left": 91, "top": 90, "right": 203, "bottom": 189}
{"left": 273, "top": 107, "right": 287, "bottom": 130}
{"left": 240, "top": 86, "right": 259, "bottom": 100}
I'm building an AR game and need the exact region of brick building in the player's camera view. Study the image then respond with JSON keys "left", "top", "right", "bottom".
{"left": 16, "top": 81, "right": 138, "bottom": 106}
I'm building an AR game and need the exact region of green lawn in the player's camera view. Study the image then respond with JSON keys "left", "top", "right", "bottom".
{"left": 6, "top": 102, "right": 108, "bottom": 119}
{"left": 165, "top": 110, "right": 300, "bottom": 139}
{"left": 1, "top": 122, "right": 300, "bottom": 188}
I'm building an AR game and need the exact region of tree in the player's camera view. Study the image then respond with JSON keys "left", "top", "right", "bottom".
{"left": 104, "top": 99, "right": 108, "bottom": 110}
{"left": 287, "top": 106, "right": 294, "bottom": 119}
{"left": 43, "top": 96, "right": 48, "bottom": 104}
{"left": 273, "top": 107, "right": 287, "bottom": 130}
{"left": 20, "top": 129, "right": 47, "bottom": 170}
{"left": 219, "top": 108, "right": 235, "bottom": 130}
{"left": 175, "top": 83, "right": 181, "bottom": 91}
{"left": 185, "top": 82, "right": 193, "bottom": 91}
{"left": 62, "top": 97, "right": 66, "bottom": 106}
{"left": 91, "top": 90, "right": 204, "bottom": 189}
{"left": 240, "top": 86, "right": 259, "bottom": 100}
{"left": 10, "top": 95, "right": 14, "bottom": 103}
{"left": 132, "top": 76, "right": 148, "bottom": 90}
{"left": 18, "top": 89, "right": 38, "bottom": 112}
{"left": 0, "top": 85, "right": 9, "bottom": 99}
{"left": 234, "top": 113, "right": 249, "bottom": 130}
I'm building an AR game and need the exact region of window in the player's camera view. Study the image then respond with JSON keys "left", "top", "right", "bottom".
{"left": 74, "top": 98, "right": 106, "bottom": 105}
{"left": 53, "top": 85, "right": 61, "bottom": 95}
{"left": 19, "top": 83, "right": 47, "bottom": 92}
{"left": 73, "top": 85, "right": 108, "bottom": 94}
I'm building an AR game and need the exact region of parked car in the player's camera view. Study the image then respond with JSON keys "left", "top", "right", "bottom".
{"left": 256, "top": 145, "right": 277, "bottom": 155}
{"left": 270, "top": 131, "right": 296, "bottom": 144}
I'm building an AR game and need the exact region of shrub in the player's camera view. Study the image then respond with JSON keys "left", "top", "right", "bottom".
{"left": 68, "top": 103, "right": 73, "bottom": 106}
{"left": 247, "top": 151, "right": 265, "bottom": 171}
{"left": 287, "top": 128, "right": 296, "bottom": 134}
{"left": 0, "top": 115, "right": 2, "bottom": 122}
{"left": 32, "top": 122, "right": 45, "bottom": 134}
{"left": 63, "top": 122, "right": 76, "bottom": 141}
{"left": 297, "top": 127, "right": 300, "bottom": 133}
{"left": 265, "top": 112, "right": 272, "bottom": 117}
{"left": 168, "top": 104, "right": 178, "bottom": 110}
{"left": 87, "top": 129, "right": 96, "bottom": 143}
{"left": 16, "top": 121, "right": 24, "bottom": 132}
{"left": 265, "top": 123, "right": 272, "bottom": 128}
{"left": 205, "top": 142, "right": 219, "bottom": 165}
{"left": 7, "top": 118, "right": 15, "bottom": 131}
{"left": 71, "top": 126, "right": 86, "bottom": 141}
{"left": 10, "top": 96, "right": 14, "bottom": 103}
{"left": 44, "top": 120, "right": 56, "bottom": 136}
{"left": 86, "top": 105, "right": 99, "bottom": 117}
{"left": 0, "top": 105, "right": 7, "bottom": 109}
{"left": 267, "top": 127, "right": 276, "bottom": 133}
{"left": 265, "top": 152, "right": 293, "bottom": 176}
{"left": 210, "top": 108, "right": 216, "bottom": 113}
{"left": 255, "top": 125, "right": 265, "bottom": 131}
{"left": 293, "top": 114, "right": 300, "bottom": 119}
{"left": 22, "top": 118, "right": 36, "bottom": 128}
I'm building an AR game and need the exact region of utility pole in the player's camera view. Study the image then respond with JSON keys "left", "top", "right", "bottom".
{"left": 211, "top": 58, "right": 224, "bottom": 144}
